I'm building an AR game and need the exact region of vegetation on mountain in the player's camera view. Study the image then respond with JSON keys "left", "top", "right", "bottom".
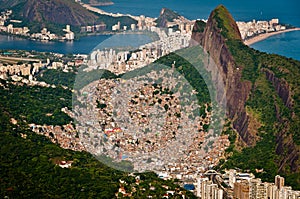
{"left": 199, "top": 5, "right": 300, "bottom": 189}
{"left": 0, "top": 80, "right": 72, "bottom": 126}
{"left": 0, "top": 77, "right": 196, "bottom": 198}
{"left": 192, "top": 20, "right": 206, "bottom": 33}
{"left": 211, "top": 5, "right": 242, "bottom": 40}
{"left": 0, "top": 107, "right": 196, "bottom": 198}
{"left": 154, "top": 47, "right": 212, "bottom": 105}
{"left": 37, "top": 69, "right": 76, "bottom": 88}
{"left": 7, "top": 0, "right": 99, "bottom": 26}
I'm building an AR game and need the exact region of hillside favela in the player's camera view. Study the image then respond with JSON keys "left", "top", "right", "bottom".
{"left": 0, "top": 0, "right": 300, "bottom": 198}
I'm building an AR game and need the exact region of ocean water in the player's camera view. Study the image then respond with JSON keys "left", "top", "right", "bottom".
{"left": 99, "top": 0, "right": 300, "bottom": 61}
{"left": 0, "top": 34, "right": 110, "bottom": 54}
{"left": 0, "top": 33, "right": 152, "bottom": 54}
{"left": 250, "top": 30, "right": 300, "bottom": 61}
{"left": 99, "top": 0, "right": 300, "bottom": 26}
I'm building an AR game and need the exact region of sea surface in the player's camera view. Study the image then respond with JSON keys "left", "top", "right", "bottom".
{"left": 250, "top": 30, "right": 300, "bottom": 61}
{"left": 0, "top": 0, "right": 299, "bottom": 60}
{"left": 98, "top": 0, "right": 300, "bottom": 26}
{"left": 0, "top": 33, "right": 152, "bottom": 55}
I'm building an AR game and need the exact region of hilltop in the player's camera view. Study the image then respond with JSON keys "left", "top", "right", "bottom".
{"left": 192, "top": 5, "right": 300, "bottom": 188}
{"left": 155, "top": 8, "right": 182, "bottom": 28}
{"left": 2, "top": 0, "right": 98, "bottom": 26}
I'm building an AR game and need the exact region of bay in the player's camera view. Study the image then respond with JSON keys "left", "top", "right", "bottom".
{"left": 0, "top": 33, "right": 153, "bottom": 54}
{"left": 250, "top": 30, "right": 300, "bottom": 61}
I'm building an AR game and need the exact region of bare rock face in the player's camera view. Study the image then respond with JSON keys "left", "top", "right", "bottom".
{"left": 276, "top": 126, "right": 300, "bottom": 173}
{"left": 263, "top": 68, "right": 294, "bottom": 109}
{"left": 192, "top": 5, "right": 253, "bottom": 145}
{"left": 263, "top": 68, "right": 299, "bottom": 173}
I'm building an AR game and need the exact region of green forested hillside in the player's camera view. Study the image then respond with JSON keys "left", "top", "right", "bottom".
{"left": 0, "top": 70, "right": 197, "bottom": 198}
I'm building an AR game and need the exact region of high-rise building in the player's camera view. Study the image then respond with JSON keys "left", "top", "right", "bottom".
{"left": 229, "top": 169, "right": 236, "bottom": 188}
{"left": 234, "top": 180, "right": 250, "bottom": 199}
{"left": 179, "top": 23, "right": 185, "bottom": 32}
{"left": 249, "top": 178, "right": 267, "bottom": 199}
{"left": 275, "top": 175, "right": 284, "bottom": 190}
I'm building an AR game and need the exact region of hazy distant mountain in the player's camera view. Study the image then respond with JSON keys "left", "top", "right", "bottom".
{"left": 0, "top": 0, "right": 136, "bottom": 35}
{"left": 155, "top": 8, "right": 181, "bottom": 28}
{"left": 2, "top": 0, "right": 99, "bottom": 26}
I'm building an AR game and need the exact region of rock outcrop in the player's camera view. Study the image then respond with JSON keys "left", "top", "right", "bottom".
{"left": 192, "top": 5, "right": 254, "bottom": 145}
{"left": 155, "top": 8, "right": 181, "bottom": 28}
{"left": 263, "top": 68, "right": 294, "bottom": 109}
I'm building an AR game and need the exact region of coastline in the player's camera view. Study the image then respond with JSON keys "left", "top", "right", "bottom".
{"left": 88, "top": 2, "right": 114, "bottom": 6}
{"left": 244, "top": 28, "right": 300, "bottom": 46}
{"left": 82, "top": 3, "right": 140, "bottom": 20}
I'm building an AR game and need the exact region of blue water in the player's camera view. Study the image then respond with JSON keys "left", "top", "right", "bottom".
{"left": 99, "top": 0, "right": 300, "bottom": 26}
{"left": 251, "top": 30, "right": 300, "bottom": 61}
{"left": 0, "top": 33, "right": 152, "bottom": 54}
{"left": 0, "top": 34, "right": 110, "bottom": 54}
{"left": 99, "top": 0, "right": 300, "bottom": 60}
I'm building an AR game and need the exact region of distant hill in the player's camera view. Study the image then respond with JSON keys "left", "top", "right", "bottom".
{"left": 192, "top": 5, "right": 300, "bottom": 189}
{"left": 1, "top": 0, "right": 136, "bottom": 35}
{"left": 155, "top": 8, "right": 181, "bottom": 28}
{"left": 2, "top": 0, "right": 98, "bottom": 26}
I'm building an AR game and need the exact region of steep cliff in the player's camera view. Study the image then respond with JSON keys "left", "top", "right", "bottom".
{"left": 193, "top": 5, "right": 254, "bottom": 145}
{"left": 192, "top": 5, "right": 300, "bottom": 188}
{"left": 263, "top": 68, "right": 294, "bottom": 109}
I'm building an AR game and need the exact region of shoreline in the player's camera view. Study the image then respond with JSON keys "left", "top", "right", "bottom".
{"left": 81, "top": 3, "right": 142, "bottom": 20}
{"left": 88, "top": 2, "right": 114, "bottom": 6}
{"left": 82, "top": 3, "right": 139, "bottom": 19}
{"left": 244, "top": 28, "right": 300, "bottom": 46}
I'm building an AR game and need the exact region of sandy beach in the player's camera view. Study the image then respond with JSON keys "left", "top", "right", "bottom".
{"left": 244, "top": 28, "right": 300, "bottom": 46}
{"left": 82, "top": 3, "right": 139, "bottom": 20}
